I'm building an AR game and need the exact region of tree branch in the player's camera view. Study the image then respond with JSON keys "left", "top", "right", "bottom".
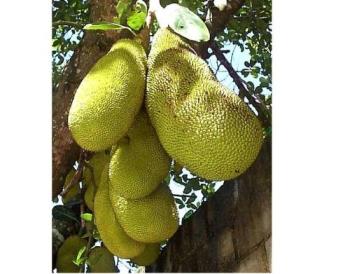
{"left": 52, "top": 20, "right": 84, "bottom": 28}
{"left": 210, "top": 41, "right": 271, "bottom": 127}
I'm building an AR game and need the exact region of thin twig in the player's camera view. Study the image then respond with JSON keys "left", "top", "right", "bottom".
{"left": 210, "top": 41, "right": 271, "bottom": 127}
{"left": 173, "top": 194, "right": 195, "bottom": 198}
{"left": 52, "top": 20, "right": 84, "bottom": 28}
{"left": 59, "top": 150, "right": 86, "bottom": 197}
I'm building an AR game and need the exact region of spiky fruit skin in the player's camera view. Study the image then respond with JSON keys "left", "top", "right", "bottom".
{"left": 131, "top": 243, "right": 160, "bottom": 266}
{"left": 83, "top": 151, "right": 110, "bottom": 211}
{"left": 109, "top": 111, "right": 171, "bottom": 199}
{"left": 94, "top": 164, "right": 145, "bottom": 258}
{"left": 56, "top": 235, "right": 87, "bottom": 273}
{"left": 87, "top": 247, "right": 116, "bottom": 273}
{"left": 68, "top": 39, "right": 147, "bottom": 152}
{"left": 147, "top": 29, "right": 263, "bottom": 181}
{"left": 62, "top": 170, "right": 79, "bottom": 204}
{"left": 110, "top": 184, "right": 179, "bottom": 243}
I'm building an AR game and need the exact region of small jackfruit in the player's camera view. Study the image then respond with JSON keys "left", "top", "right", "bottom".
{"left": 109, "top": 110, "right": 171, "bottom": 199}
{"left": 94, "top": 164, "right": 145, "bottom": 258}
{"left": 110, "top": 184, "right": 179, "bottom": 243}
{"left": 147, "top": 29, "right": 263, "bottom": 180}
{"left": 68, "top": 39, "right": 147, "bottom": 152}
{"left": 62, "top": 170, "right": 80, "bottom": 204}
{"left": 87, "top": 247, "right": 116, "bottom": 273}
{"left": 56, "top": 235, "right": 87, "bottom": 273}
{"left": 83, "top": 151, "right": 110, "bottom": 211}
{"left": 131, "top": 243, "right": 161, "bottom": 266}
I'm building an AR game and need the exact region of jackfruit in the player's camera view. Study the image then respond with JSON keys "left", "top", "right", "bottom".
{"left": 68, "top": 39, "right": 147, "bottom": 152}
{"left": 147, "top": 28, "right": 263, "bottom": 180}
{"left": 87, "top": 246, "right": 116, "bottom": 273}
{"left": 83, "top": 151, "right": 110, "bottom": 211}
{"left": 131, "top": 243, "right": 161, "bottom": 266}
{"left": 62, "top": 170, "right": 80, "bottom": 204}
{"left": 56, "top": 235, "right": 87, "bottom": 273}
{"left": 94, "top": 163, "right": 145, "bottom": 258}
{"left": 110, "top": 183, "right": 179, "bottom": 243}
{"left": 109, "top": 110, "right": 171, "bottom": 199}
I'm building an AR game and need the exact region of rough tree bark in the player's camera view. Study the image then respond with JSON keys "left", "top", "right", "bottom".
{"left": 149, "top": 139, "right": 271, "bottom": 272}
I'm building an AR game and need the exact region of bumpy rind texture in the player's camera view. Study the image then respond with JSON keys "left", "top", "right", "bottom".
{"left": 56, "top": 235, "right": 87, "bottom": 273}
{"left": 131, "top": 243, "right": 161, "bottom": 266}
{"left": 109, "top": 110, "right": 171, "bottom": 199}
{"left": 62, "top": 170, "right": 79, "bottom": 203}
{"left": 68, "top": 39, "right": 147, "bottom": 152}
{"left": 83, "top": 151, "right": 110, "bottom": 211}
{"left": 87, "top": 247, "right": 116, "bottom": 273}
{"left": 110, "top": 183, "right": 179, "bottom": 243}
{"left": 147, "top": 28, "right": 263, "bottom": 180}
{"left": 94, "top": 164, "right": 145, "bottom": 258}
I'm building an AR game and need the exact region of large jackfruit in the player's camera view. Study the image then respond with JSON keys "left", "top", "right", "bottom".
{"left": 94, "top": 164, "right": 145, "bottom": 258}
{"left": 68, "top": 39, "right": 147, "bottom": 152}
{"left": 83, "top": 151, "right": 110, "bottom": 211}
{"left": 147, "top": 28, "right": 263, "bottom": 180}
{"left": 56, "top": 235, "right": 87, "bottom": 273}
{"left": 109, "top": 110, "right": 171, "bottom": 199}
{"left": 110, "top": 183, "right": 179, "bottom": 243}
{"left": 131, "top": 243, "right": 161, "bottom": 266}
{"left": 87, "top": 247, "right": 116, "bottom": 273}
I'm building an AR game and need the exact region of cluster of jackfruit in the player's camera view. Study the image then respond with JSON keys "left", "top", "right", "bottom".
{"left": 63, "top": 27, "right": 263, "bottom": 269}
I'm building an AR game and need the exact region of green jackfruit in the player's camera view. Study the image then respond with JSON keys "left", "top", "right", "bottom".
{"left": 131, "top": 243, "right": 160, "bottom": 266}
{"left": 83, "top": 151, "right": 110, "bottom": 211}
{"left": 68, "top": 39, "right": 147, "bottom": 152}
{"left": 110, "top": 184, "right": 179, "bottom": 243}
{"left": 62, "top": 170, "right": 79, "bottom": 204}
{"left": 56, "top": 235, "right": 87, "bottom": 273}
{"left": 94, "top": 164, "right": 145, "bottom": 258}
{"left": 87, "top": 247, "right": 116, "bottom": 273}
{"left": 109, "top": 110, "right": 171, "bottom": 199}
{"left": 147, "top": 29, "right": 263, "bottom": 180}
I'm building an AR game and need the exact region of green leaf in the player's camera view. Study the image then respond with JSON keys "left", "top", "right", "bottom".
{"left": 165, "top": 4, "right": 210, "bottom": 42}
{"left": 183, "top": 186, "right": 192, "bottom": 194}
{"left": 81, "top": 213, "right": 93, "bottom": 222}
{"left": 255, "top": 86, "right": 263, "bottom": 94}
{"left": 115, "top": 0, "right": 132, "bottom": 21}
{"left": 187, "top": 203, "right": 197, "bottom": 210}
{"left": 179, "top": 204, "right": 185, "bottom": 209}
{"left": 175, "top": 198, "right": 184, "bottom": 206}
{"left": 83, "top": 22, "right": 124, "bottom": 31}
{"left": 127, "top": 9, "right": 146, "bottom": 31}
{"left": 73, "top": 246, "right": 86, "bottom": 266}
{"left": 188, "top": 194, "right": 196, "bottom": 203}
{"left": 183, "top": 210, "right": 194, "bottom": 220}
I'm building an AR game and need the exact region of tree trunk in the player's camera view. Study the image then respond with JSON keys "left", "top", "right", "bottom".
{"left": 149, "top": 139, "right": 271, "bottom": 272}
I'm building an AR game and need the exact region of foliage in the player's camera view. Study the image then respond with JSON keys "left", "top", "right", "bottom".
{"left": 217, "top": 0, "right": 272, "bottom": 106}
{"left": 52, "top": 0, "right": 90, "bottom": 88}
